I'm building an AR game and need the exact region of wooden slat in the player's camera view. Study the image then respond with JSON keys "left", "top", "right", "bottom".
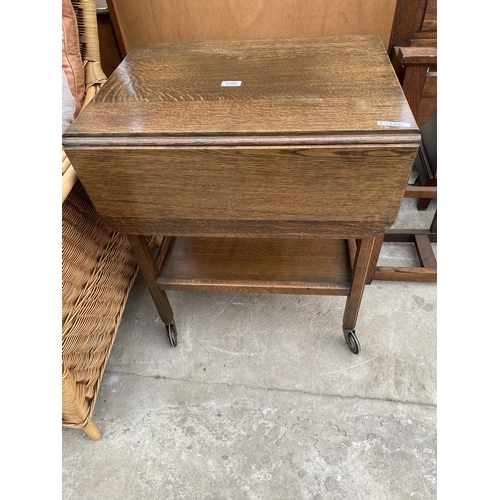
{"left": 414, "top": 234, "right": 437, "bottom": 268}
{"left": 409, "top": 38, "right": 437, "bottom": 47}
{"left": 157, "top": 237, "right": 351, "bottom": 295}
{"left": 405, "top": 185, "right": 437, "bottom": 198}
{"left": 389, "top": 0, "right": 424, "bottom": 48}
{"left": 384, "top": 230, "right": 437, "bottom": 244}
{"left": 366, "top": 229, "right": 437, "bottom": 283}
{"left": 412, "top": 31, "right": 437, "bottom": 40}
{"left": 373, "top": 266, "right": 436, "bottom": 282}
{"left": 398, "top": 46, "right": 437, "bottom": 66}
{"left": 401, "top": 65, "right": 427, "bottom": 119}
{"left": 421, "top": 0, "right": 437, "bottom": 32}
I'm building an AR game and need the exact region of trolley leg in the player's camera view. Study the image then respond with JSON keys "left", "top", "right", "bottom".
{"left": 127, "top": 234, "right": 177, "bottom": 346}
{"left": 343, "top": 236, "right": 376, "bottom": 354}
{"left": 365, "top": 233, "right": 384, "bottom": 285}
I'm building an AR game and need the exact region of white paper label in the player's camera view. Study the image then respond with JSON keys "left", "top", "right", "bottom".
{"left": 221, "top": 81, "right": 242, "bottom": 87}
{"left": 377, "top": 120, "right": 411, "bottom": 128}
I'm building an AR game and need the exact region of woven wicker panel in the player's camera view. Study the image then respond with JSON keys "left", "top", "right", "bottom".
{"left": 62, "top": 181, "right": 138, "bottom": 426}
{"left": 62, "top": 0, "right": 140, "bottom": 436}
{"left": 62, "top": 364, "right": 89, "bottom": 427}
{"left": 62, "top": 182, "right": 112, "bottom": 324}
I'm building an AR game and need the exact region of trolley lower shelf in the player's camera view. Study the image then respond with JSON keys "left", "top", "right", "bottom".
{"left": 126, "top": 234, "right": 374, "bottom": 354}
{"left": 156, "top": 237, "right": 352, "bottom": 296}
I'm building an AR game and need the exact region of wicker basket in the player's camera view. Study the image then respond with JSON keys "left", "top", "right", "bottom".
{"left": 62, "top": 0, "right": 138, "bottom": 440}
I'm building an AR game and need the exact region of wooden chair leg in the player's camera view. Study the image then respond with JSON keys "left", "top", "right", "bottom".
{"left": 414, "top": 143, "right": 436, "bottom": 211}
{"left": 417, "top": 177, "right": 437, "bottom": 210}
{"left": 430, "top": 211, "right": 437, "bottom": 233}
{"left": 127, "top": 234, "right": 174, "bottom": 326}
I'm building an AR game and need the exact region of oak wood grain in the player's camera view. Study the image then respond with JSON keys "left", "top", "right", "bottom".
{"left": 157, "top": 237, "right": 351, "bottom": 295}
{"left": 66, "top": 145, "right": 417, "bottom": 238}
{"left": 64, "top": 37, "right": 419, "bottom": 141}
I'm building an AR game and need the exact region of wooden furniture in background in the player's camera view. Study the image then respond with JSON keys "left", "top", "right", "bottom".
{"left": 96, "top": 3, "right": 123, "bottom": 77}
{"left": 63, "top": 36, "right": 420, "bottom": 355}
{"left": 390, "top": 0, "right": 437, "bottom": 211}
{"left": 106, "top": 0, "right": 398, "bottom": 54}
{"left": 367, "top": 0, "right": 437, "bottom": 283}
{"left": 367, "top": 188, "right": 437, "bottom": 283}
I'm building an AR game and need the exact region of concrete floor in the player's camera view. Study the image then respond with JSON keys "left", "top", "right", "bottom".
{"left": 62, "top": 199, "right": 437, "bottom": 500}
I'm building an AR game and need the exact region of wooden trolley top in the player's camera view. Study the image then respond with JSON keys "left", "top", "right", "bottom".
{"left": 63, "top": 35, "right": 419, "bottom": 147}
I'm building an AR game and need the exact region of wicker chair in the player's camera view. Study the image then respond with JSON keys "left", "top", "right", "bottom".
{"left": 62, "top": 0, "right": 138, "bottom": 440}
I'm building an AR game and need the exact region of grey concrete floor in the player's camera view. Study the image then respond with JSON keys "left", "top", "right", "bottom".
{"left": 62, "top": 198, "right": 437, "bottom": 500}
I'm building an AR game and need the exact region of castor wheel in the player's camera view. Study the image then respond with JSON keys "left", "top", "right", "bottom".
{"left": 343, "top": 329, "right": 360, "bottom": 355}
{"left": 166, "top": 322, "right": 178, "bottom": 347}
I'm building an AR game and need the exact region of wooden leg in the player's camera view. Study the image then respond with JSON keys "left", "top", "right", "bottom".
{"left": 82, "top": 420, "right": 102, "bottom": 440}
{"left": 342, "top": 237, "right": 376, "bottom": 353}
{"left": 365, "top": 233, "right": 384, "bottom": 284}
{"left": 414, "top": 144, "right": 436, "bottom": 211}
{"left": 417, "top": 176, "right": 437, "bottom": 210}
{"left": 430, "top": 211, "right": 437, "bottom": 233}
{"left": 127, "top": 234, "right": 174, "bottom": 325}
